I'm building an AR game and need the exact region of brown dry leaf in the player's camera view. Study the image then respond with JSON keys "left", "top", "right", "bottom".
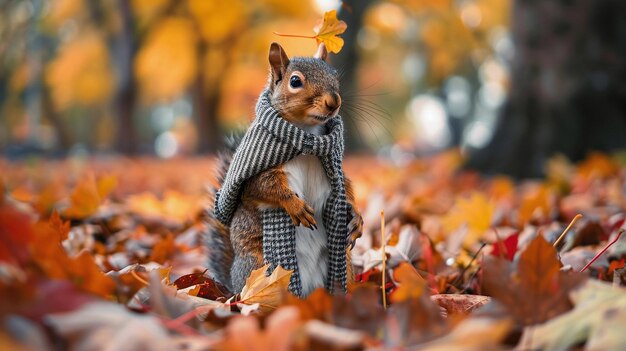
{"left": 331, "top": 285, "right": 385, "bottom": 337}
{"left": 390, "top": 262, "right": 426, "bottom": 303}
{"left": 386, "top": 292, "right": 449, "bottom": 346}
{"left": 285, "top": 288, "right": 333, "bottom": 322}
{"left": 239, "top": 264, "right": 292, "bottom": 312}
{"left": 149, "top": 233, "right": 177, "bottom": 264}
{"left": 313, "top": 10, "right": 347, "bottom": 54}
{"left": 430, "top": 294, "right": 491, "bottom": 316}
{"left": 482, "top": 235, "right": 586, "bottom": 326}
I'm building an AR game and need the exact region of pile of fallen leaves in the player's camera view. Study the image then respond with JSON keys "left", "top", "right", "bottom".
{"left": 1, "top": 151, "right": 626, "bottom": 350}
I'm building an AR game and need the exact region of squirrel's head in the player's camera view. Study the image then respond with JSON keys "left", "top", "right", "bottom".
{"left": 267, "top": 42, "right": 341, "bottom": 127}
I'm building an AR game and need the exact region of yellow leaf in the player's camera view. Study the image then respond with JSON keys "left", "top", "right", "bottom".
{"left": 187, "top": 0, "right": 248, "bottom": 44}
{"left": 442, "top": 192, "right": 494, "bottom": 246}
{"left": 313, "top": 10, "right": 347, "bottom": 54}
{"left": 44, "top": 0, "right": 84, "bottom": 29}
{"left": 96, "top": 174, "right": 117, "bottom": 199}
{"left": 517, "top": 184, "right": 553, "bottom": 226}
{"left": 126, "top": 191, "right": 201, "bottom": 225}
{"left": 390, "top": 262, "right": 426, "bottom": 303}
{"left": 46, "top": 31, "right": 114, "bottom": 110}
{"left": 131, "top": 0, "right": 170, "bottom": 27}
{"left": 135, "top": 17, "right": 198, "bottom": 102}
{"left": 239, "top": 264, "right": 292, "bottom": 312}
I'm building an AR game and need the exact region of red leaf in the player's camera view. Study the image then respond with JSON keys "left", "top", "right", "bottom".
{"left": 0, "top": 203, "right": 34, "bottom": 265}
{"left": 193, "top": 280, "right": 232, "bottom": 300}
{"left": 174, "top": 271, "right": 232, "bottom": 299}
{"left": 19, "top": 280, "right": 95, "bottom": 323}
{"left": 491, "top": 232, "right": 519, "bottom": 261}
{"left": 608, "top": 259, "right": 625, "bottom": 274}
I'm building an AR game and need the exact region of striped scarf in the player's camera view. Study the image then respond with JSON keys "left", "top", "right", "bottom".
{"left": 214, "top": 89, "right": 348, "bottom": 296}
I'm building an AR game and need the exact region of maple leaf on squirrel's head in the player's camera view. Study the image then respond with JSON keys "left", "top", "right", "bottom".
{"left": 313, "top": 10, "right": 347, "bottom": 54}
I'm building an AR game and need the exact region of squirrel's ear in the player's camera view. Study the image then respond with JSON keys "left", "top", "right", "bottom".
{"left": 269, "top": 42, "right": 290, "bottom": 84}
{"left": 313, "top": 43, "right": 328, "bottom": 62}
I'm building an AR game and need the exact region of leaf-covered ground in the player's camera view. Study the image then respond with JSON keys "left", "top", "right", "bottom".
{"left": 1, "top": 151, "right": 626, "bottom": 350}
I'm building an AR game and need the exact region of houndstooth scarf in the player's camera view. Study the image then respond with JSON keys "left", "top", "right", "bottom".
{"left": 214, "top": 89, "right": 348, "bottom": 296}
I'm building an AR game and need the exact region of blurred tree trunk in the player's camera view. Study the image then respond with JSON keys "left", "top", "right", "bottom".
{"left": 334, "top": 0, "right": 374, "bottom": 152}
{"left": 194, "top": 43, "right": 223, "bottom": 154}
{"left": 466, "top": 0, "right": 626, "bottom": 178}
{"left": 42, "top": 85, "right": 70, "bottom": 150}
{"left": 114, "top": 0, "right": 138, "bottom": 154}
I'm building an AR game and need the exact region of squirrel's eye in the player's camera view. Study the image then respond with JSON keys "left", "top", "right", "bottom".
{"left": 289, "top": 75, "right": 303, "bottom": 88}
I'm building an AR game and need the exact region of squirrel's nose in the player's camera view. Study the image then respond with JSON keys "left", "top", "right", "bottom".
{"left": 323, "top": 92, "right": 341, "bottom": 114}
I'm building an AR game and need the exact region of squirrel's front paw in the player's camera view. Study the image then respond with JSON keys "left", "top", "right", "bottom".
{"left": 284, "top": 196, "right": 317, "bottom": 230}
{"left": 347, "top": 210, "right": 363, "bottom": 249}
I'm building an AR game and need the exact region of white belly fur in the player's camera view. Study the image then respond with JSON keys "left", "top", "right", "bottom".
{"left": 283, "top": 154, "right": 331, "bottom": 296}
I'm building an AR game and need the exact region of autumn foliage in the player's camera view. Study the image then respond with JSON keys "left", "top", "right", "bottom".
{"left": 1, "top": 150, "right": 626, "bottom": 350}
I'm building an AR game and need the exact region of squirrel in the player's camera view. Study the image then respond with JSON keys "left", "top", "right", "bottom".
{"left": 206, "top": 42, "right": 363, "bottom": 297}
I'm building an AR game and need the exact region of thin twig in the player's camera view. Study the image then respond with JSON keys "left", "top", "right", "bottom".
{"left": 553, "top": 214, "right": 583, "bottom": 248}
{"left": 447, "top": 243, "right": 486, "bottom": 293}
{"left": 131, "top": 270, "right": 149, "bottom": 286}
{"left": 273, "top": 31, "right": 316, "bottom": 39}
{"left": 162, "top": 305, "right": 222, "bottom": 329}
{"left": 581, "top": 229, "right": 624, "bottom": 272}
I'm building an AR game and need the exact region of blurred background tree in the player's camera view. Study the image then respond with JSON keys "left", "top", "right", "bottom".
{"left": 2, "top": 0, "right": 624, "bottom": 178}
{"left": 466, "top": 0, "right": 626, "bottom": 178}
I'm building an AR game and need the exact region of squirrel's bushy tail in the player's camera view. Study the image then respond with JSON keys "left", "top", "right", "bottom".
{"left": 204, "top": 136, "right": 241, "bottom": 291}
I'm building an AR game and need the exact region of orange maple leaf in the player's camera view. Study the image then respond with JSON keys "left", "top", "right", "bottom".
{"left": 313, "top": 10, "right": 347, "bottom": 54}
{"left": 390, "top": 262, "right": 426, "bottom": 303}
{"left": 64, "top": 251, "right": 116, "bottom": 297}
{"left": 64, "top": 174, "right": 117, "bottom": 219}
{"left": 576, "top": 152, "right": 619, "bottom": 180}
{"left": 517, "top": 184, "right": 553, "bottom": 226}
{"left": 49, "top": 211, "right": 70, "bottom": 241}
{"left": 149, "top": 233, "right": 177, "bottom": 264}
